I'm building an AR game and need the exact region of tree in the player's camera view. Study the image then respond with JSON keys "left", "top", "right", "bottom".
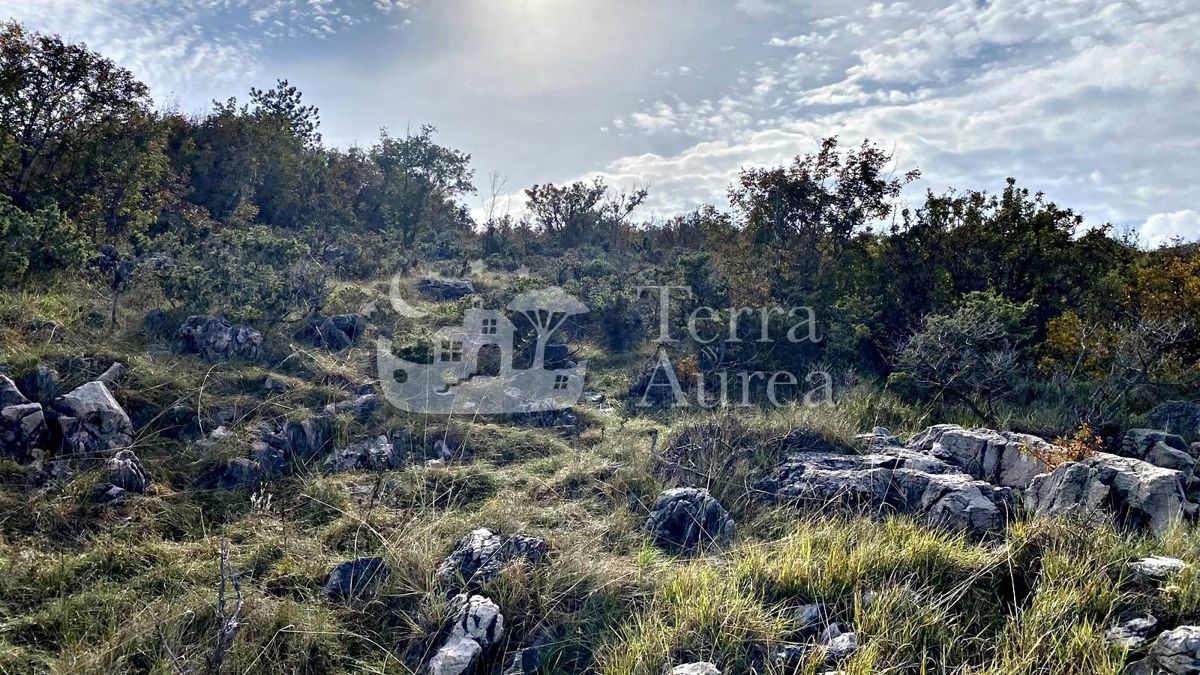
{"left": 524, "top": 177, "right": 647, "bottom": 247}
{"left": 727, "top": 137, "right": 918, "bottom": 302}
{"left": 507, "top": 287, "right": 588, "bottom": 369}
{"left": 891, "top": 291, "right": 1031, "bottom": 423}
{"left": 0, "top": 21, "right": 151, "bottom": 211}
{"left": 360, "top": 125, "right": 475, "bottom": 247}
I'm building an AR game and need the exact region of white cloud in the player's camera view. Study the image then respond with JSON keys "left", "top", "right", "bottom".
{"left": 600, "top": 0, "right": 1200, "bottom": 228}
{"left": 1140, "top": 210, "right": 1200, "bottom": 248}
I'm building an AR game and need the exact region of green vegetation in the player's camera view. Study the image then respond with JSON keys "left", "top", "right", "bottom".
{"left": 0, "top": 19, "right": 1198, "bottom": 675}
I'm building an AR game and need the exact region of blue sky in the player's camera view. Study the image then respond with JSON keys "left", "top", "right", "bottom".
{"left": 4, "top": 0, "right": 1198, "bottom": 245}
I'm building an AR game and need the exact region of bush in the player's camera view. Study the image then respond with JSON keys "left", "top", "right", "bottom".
{"left": 0, "top": 196, "right": 88, "bottom": 285}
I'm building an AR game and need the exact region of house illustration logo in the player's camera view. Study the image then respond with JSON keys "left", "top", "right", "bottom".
{"left": 377, "top": 286, "right": 588, "bottom": 414}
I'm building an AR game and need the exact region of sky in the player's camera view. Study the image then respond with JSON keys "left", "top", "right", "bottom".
{"left": 3, "top": 0, "right": 1198, "bottom": 245}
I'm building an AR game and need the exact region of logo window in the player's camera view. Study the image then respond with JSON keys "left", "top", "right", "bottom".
{"left": 553, "top": 374, "right": 569, "bottom": 390}
{"left": 440, "top": 340, "right": 463, "bottom": 362}
{"left": 481, "top": 318, "right": 498, "bottom": 335}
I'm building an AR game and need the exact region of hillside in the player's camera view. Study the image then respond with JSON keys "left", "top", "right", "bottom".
{"left": 2, "top": 19, "right": 1200, "bottom": 675}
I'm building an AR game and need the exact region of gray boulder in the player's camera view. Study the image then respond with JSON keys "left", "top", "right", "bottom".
{"left": 324, "top": 557, "right": 388, "bottom": 602}
{"left": 671, "top": 664, "right": 722, "bottom": 675}
{"left": 428, "top": 594, "right": 504, "bottom": 675}
{"left": 759, "top": 449, "right": 1013, "bottom": 536}
{"left": 328, "top": 436, "right": 399, "bottom": 472}
{"left": 107, "top": 449, "right": 149, "bottom": 493}
{"left": 217, "top": 458, "right": 263, "bottom": 490}
{"left": 1120, "top": 430, "right": 1200, "bottom": 501}
{"left": 176, "top": 315, "right": 263, "bottom": 362}
{"left": 435, "top": 528, "right": 547, "bottom": 592}
{"left": 417, "top": 277, "right": 475, "bottom": 301}
{"left": 323, "top": 393, "right": 377, "bottom": 420}
{"left": 1025, "top": 453, "right": 1193, "bottom": 534}
{"left": 96, "top": 362, "right": 126, "bottom": 387}
{"left": 1, "top": 402, "right": 49, "bottom": 460}
{"left": 906, "top": 424, "right": 1049, "bottom": 489}
{"left": 256, "top": 416, "right": 333, "bottom": 476}
{"left": 1150, "top": 401, "right": 1200, "bottom": 442}
{"left": 1105, "top": 615, "right": 1158, "bottom": 648}
{"left": 0, "top": 374, "right": 29, "bottom": 407}
{"left": 645, "top": 487, "right": 736, "bottom": 553}
{"left": 16, "top": 365, "right": 61, "bottom": 403}
{"left": 820, "top": 624, "right": 859, "bottom": 662}
{"left": 52, "top": 381, "right": 133, "bottom": 456}
{"left": 1127, "top": 625, "right": 1200, "bottom": 674}
{"left": 1131, "top": 555, "right": 1188, "bottom": 581}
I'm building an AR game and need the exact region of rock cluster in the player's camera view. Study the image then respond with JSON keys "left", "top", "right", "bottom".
{"left": 758, "top": 447, "right": 1014, "bottom": 536}
{"left": 327, "top": 435, "right": 399, "bottom": 472}
{"left": 435, "top": 528, "right": 547, "bottom": 592}
{"left": 645, "top": 487, "right": 737, "bottom": 552}
{"left": 906, "top": 424, "right": 1050, "bottom": 489}
{"left": 176, "top": 315, "right": 263, "bottom": 362}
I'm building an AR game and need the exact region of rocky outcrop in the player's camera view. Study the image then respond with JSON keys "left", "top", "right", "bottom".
{"left": 1150, "top": 401, "right": 1200, "bottom": 442}
{"left": 435, "top": 528, "right": 547, "bottom": 592}
{"left": 428, "top": 594, "right": 503, "bottom": 675}
{"left": 906, "top": 424, "right": 1049, "bottom": 489}
{"left": 1127, "top": 625, "right": 1200, "bottom": 674}
{"left": 176, "top": 315, "right": 263, "bottom": 362}
{"left": 324, "top": 557, "right": 388, "bottom": 602}
{"left": 645, "top": 487, "right": 736, "bottom": 553}
{"left": 327, "top": 436, "right": 399, "bottom": 472}
{"left": 51, "top": 381, "right": 133, "bottom": 456}
{"left": 296, "top": 314, "right": 366, "bottom": 351}
{"left": 758, "top": 448, "right": 1014, "bottom": 536}
{"left": 1025, "top": 453, "right": 1192, "bottom": 534}
{"left": 323, "top": 393, "right": 377, "bottom": 420}
{"left": 417, "top": 277, "right": 475, "bottom": 301}
{"left": 1119, "top": 430, "right": 1200, "bottom": 500}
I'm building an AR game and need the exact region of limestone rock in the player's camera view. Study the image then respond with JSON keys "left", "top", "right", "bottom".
{"left": 0, "top": 402, "right": 49, "bottom": 460}
{"left": 1127, "top": 625, "right": 1200, "bottom": 674}
{"left": 435, "top": 528, "right": 547, "bottom": 592}
{"left": 52, "top": 381, "right": 133, "bottom": 456}
{"left": 324, "top": 557, "right": 388, "bottom": 602}
{"left": 176, "top": 315, "right": 263, "bottom": 362}
{"left": 1025, "top": 453, "right": 1193, "bottom": 534}
{"left": 107, "top": 449, "right": 149, "bottom": 493}
{"left": 671, "top": 663, "right": 722, "bottom": 675}
{"left": 428, "top": 594, "right": 504, "bottom": 675}
{"left": 0, "top": 374, "right": 30, "bottom": 407}
{"left": 217, "top": 458, "right": 263, "bottom": 490}
{"left": 906, "top": 424, "right": 1048, "bottom": 489}
{"left": 1131, "top": 555, "right": 1188, "bottom": 581}
{"left": 296, "top": 314, "right": 367, "bottom": 351}
{"left": 1105, "top": 615, "right": 1158, "bottom": 648}
{"left": 645, "top": 487, "right": 736, "bottom": 553}
{"left": 758, "top": 449, "right": 1013, "bottom": 536}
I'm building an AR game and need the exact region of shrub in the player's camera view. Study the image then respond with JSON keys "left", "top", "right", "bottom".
{"left": 0, "top": 196, "right": 88, "bottom": 285}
